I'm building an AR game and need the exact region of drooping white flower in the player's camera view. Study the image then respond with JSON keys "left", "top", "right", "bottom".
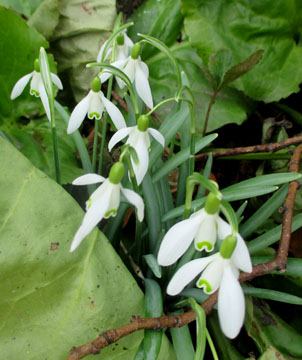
{"left": 100, "top": 43, "right": 153, "bottom": 109}
{"left": 10, "top": 59, "right": 63, "bottom": 120}
{"left": 167, "top": 235, "right": 252, "bottom": 339}
{"left": 157, "top": 193, "right": 225, "bottom": 266}
{"left": 70, "top": 162, "right": 144, "bottom": 252}
{"left": 67, "top": 77, "right": 126, "bottom": 134}
{"left": 97, "top": 31, "right": 133, "bottom": 63}
{"left": 108, "top": 115, "right": 164, "bottom": 185}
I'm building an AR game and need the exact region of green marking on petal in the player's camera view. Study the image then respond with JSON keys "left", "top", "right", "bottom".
{"left": 88, "top": 112, "right": 101, "bottom": 120}
{"left": 105, "top": 209, "right": 117, "bottom": 218}
{"left": 196, "top": 241, "right": 213, "bottom": 252}
{"left": 30, "top": 89, "right": 39, "bottom": 97}
{"left": 197, "top": 279, "right": 212, "bottom": 294}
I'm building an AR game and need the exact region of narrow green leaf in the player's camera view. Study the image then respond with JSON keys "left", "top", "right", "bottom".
{"left": 142, "top": 174, "right": 162, "bottom": 254}
{"left": 144, "top": 254, "right": 162, "bottom": 278}
{"left": 181, "top": 289, "right": 209, "bottom": 307}
{"left": 171, "top": 325, "right": 195, "bottom": 360}
{"left": 196, "top": 153, "right": 213, "bottom": 198}
{"left": 248, "top": 214, "right": 302, "bottom": 255}
{"left": 240, "top": 184, "right": 288, "bottom": 238}
{"left": 243, "top": 287, "right": 302, "bottom": 305}
{"left": 152, "top": 134, "right": 217, "bottom": 183}
{"left": 221, "top": 49, "right": 264, "bottom": 89}
{"left": 54, "top": 101, "right": 93, "bottom": 174}
{"left": 144, "top": 279, "right": 163, "bottom": 360}
{"left": 188, "top": 298, "right": 206, "bottom": 360}
{"left": 149, "top": 105, "right": 190, "bottom": 169}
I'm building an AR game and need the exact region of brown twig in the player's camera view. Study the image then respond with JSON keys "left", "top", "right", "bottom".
{"left": 67, "top": 145, "right": 302, "bottom": 360}
{"left": 195, "top": 136, "right": 302, "bottom": 160}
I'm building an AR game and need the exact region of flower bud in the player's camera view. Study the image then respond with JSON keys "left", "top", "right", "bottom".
{"left": 205, "top": 192, "right": 220, "bottom": 215}
{"left": 34, "top": 59, "right": 40, "bottom": 72}
{"left": 117, "top": 33, "right": 124, "bottom": 46}
{"left": 137, "top": 115, "right": 149, "bottom": 132}
{"left": 220, "top": 235, "right": 237, "bottom": 259}
{"left": 91, "top": 77, "right": 102, "bottom": 93}
{"left": 131, "top": 43, "right": 141, "bottom": 59}
{"left": 109, "top": 162, "right": 125, "bottom": 184}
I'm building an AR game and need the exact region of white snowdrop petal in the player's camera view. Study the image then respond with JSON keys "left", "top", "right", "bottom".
{"left": 167, "top": 256, "right": 215, "bottom": 296}
{"left": 30, "top": 71, "right": 41, "bottom": 95}
{"left": 157, "top": 213, "right": 203, "bottom": 266}
{"left": 88, "top": 92, "right": 104, "bottom": 120}
{"left": 108, "top": 127, "right": 134, "bottom": 151}
{"left": 148, "top": 128, "right": 165, "bottom": 147}
{"left": 132, "top": 135, "right": 149, "bottom": 185}
{"left": 72, "top": 174, "right": 106, "bottom": 185}
{"left": 217, "top": 217, "right": 233, "bottom": 240}
{"left": 232, "top": 233, "right": 253, "bottom": 273}
{"left": 197, "top": 256, "right": 224, "bottom": 294}
{"left": 38, "top": 82, "right": 51, "bottom": 121}
{"left": 194, "top": 213, "right": 218, "bottom": 252}
{"left": 51, "top": 73, "right": 63, "bottom": 89}
{"left": 134, "top": 60, "right": 153, "bottom": 108}
{"left": 67, "top": 94, "right": 90, "bottom": 134}
{"left": 10, "top": 72, "right": 33, "bottom": 99}
{"left": 218, "top": 263, "right": 245, "bottom": 339}
{"left": 121, "top": 187, "right": 145, "bottom": 222}
{"left": 101, "top": 93, "right": 126, "bottom": 130}
{"left": 70, "top": 191, "right": 111, "bottom": 252}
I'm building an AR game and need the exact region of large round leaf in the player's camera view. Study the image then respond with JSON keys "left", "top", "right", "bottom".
{"left": 0, "top": 137, "right": 174, "bottom": 359}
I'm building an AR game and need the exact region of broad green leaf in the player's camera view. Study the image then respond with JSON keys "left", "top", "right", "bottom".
{"left": 128, "top": 0, "right": 183, "bottom": 59}
{"left": 0, "top": 137, "right": 175, "bottom": 359}
{"left": 258, "top": 347, "right": 287, "bottom": 360}
{"left": 28, "top": 0, "right": 60, "bottom": 39}
{"left": 245, "top": 297, "right": 302, "bottom": 358}
{"left": 182, "top": 0, "right": 302, "bottom": 102}
{"left": 0, "top": 6, "right": 48, "bottom": 121}
{"left": 0, "top": 0, "right": 42, "bottom": 17}
{"left": 147, "top": 42, "right": 254, "bottom": 133}
{"left": 208, "top": 48, "right": 234, "bottom": 90}
{"left": 51, "top": 0, "right": 116, "bottom": 101}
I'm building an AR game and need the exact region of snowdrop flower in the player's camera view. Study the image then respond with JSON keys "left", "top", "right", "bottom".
{"left": 158, "top": 192, "right": 225, "bottom": 266}
{"left": 10, "top": 59, "right": 63, "bottom": 120}
{"left": 70, "top": 162, "right": 144, "bottom": 252}
{"left": 97, "top": 32, "right": 133, "bottom": 63}
{"left": 100, "top": 43, "right": 153, "bottom": 108}
{"left": 67, "top": 77, "right": 126, "bottom": 134}
{"left": 167, "top": 234, "right": 252, "bottom": 339}
{"left": 108, "top": 115, "right": 164, "bottom": 185}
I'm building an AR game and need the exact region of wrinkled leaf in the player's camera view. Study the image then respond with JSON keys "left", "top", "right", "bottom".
{"left": 182, "top": 0, "right": 302, "bottom": 102}
{"left": 0, "top": 137, "right": 175, "bottom": 359}
{"left": 0, "top": 0, "right": 42, "bottom": 17}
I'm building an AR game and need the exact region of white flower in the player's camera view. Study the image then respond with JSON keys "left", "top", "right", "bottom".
{"left": 157, "top": 208, "right": 232, "bottom": 266}
{"left": 167, "top": 235, "right": 252, "bottom": 339}
{"left": 108, "top": 115, "right": 165, "bottom": 185}
{"left": 100, "top": 43, "right": 153, "bottom": 109}
{"left": 67, "top": 77, "right": 126, "bottom": 134}
{"left": 97, "top": 31, "right": 133, "bottom": 63}
{"left": 70, "top": 169, "right": 144, "bottom": 252}
{"left": 10, "top": 67, "right": 63, "bottom": 121}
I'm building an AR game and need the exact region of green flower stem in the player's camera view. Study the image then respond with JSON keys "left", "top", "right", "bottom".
{"left": 188, "top": 105, "right": 196, "bottom": 176}
{"left": 206, "top": 329, "right": 219, "bottom": 360}
{"left": 92, "top": 119, "right": 99, "bottom": 172}
{"left": 183, "top": 176, "right": 195, "bottom": 219}
{"left": 168, "top": 138, "right": 175, "bottom": 160}
{"left": 203, "top": 91, "right": 218, "bottom": 136}
{"left": 146, "top": 98, "right": 176, "bottom": 116}
{"left": 50, "top": 107, "right": 61, "bottom": 185}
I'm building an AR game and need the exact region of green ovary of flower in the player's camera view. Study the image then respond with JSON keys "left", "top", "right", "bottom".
{"left": 117, "top": 33, "right": 124, "bottom": 46}
{"left": 205, "top": 192, "right": 221, "bottom": 215}
{"left": 109, "top": 162, "right": 125, "bottom": 184}
{"left": 220, "top": 235, "right": 237, "bottom": 259}
{"left": 137, "top": 115, "right": 149, "bottom": 132}
{"left": 91, "top": 77, "right": 102, "bottom": 92}
{"left": 131, "top": 43, "right": 141, "bottom": 59}
{"left": 34, "top": 59, "right": 40, "bottom": 72}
